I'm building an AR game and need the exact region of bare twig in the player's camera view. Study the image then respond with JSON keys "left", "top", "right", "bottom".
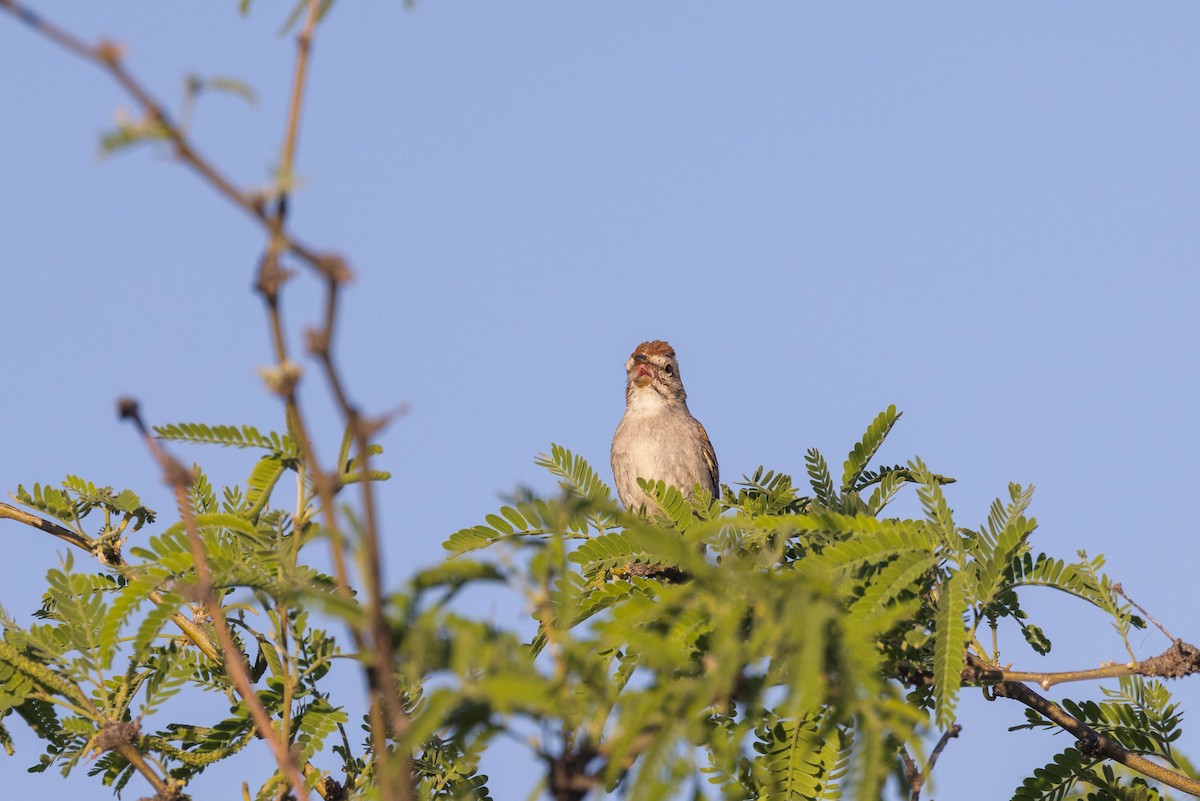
{"left": 923, "top": 724, "right": 961, "bottom": 792}
{"left": 313, "top": 344, "right": 413, "bottom": 789}
{"left": 118, "top": 398, "right": 312, "bottom": 801}
{"left": 963, "top": 641, "right": 1200, "bottom": 690}
{"left": 898, "top": 747, "right": 919, "bottom": 801}
{"left": 900, "top": 726, "right": 961, "bottom": 801}
{"left": 96, "top": 721, "right": 179, "bottom": 800}
{"left": 0, "top": 500, "right": 92, "bottom": 551}
{"left": 3, "top": 3, "right": 413, "bottom": 796}
{"left": 252, "top": 1, "right": 412, "bottom": 797}
{"left": 0, "top": 0, "right": 337, "bottom": 279}
{"left": 1114, "top": 583, "right": 1178, "bottom": 643}
{"left": 969, "top": 654, "right": 1200, "bottom": 797}
{"left": 0, "top": 500, "right": 221, "bottom": 663}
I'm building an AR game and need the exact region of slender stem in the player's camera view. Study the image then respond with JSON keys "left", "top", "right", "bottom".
{"left": 0, "top": 501, "right": 222, "bottom": 662}
{"left": 897, "top": 746, "right": 920, "bottom": 801}
{"left": 1114, "top": 583, "right": 1178, "bottom": 643}
{"left": 3, "top": 3, "right": 411, "bottom": 796}
{"left": 279, "top": 0, "right": 317, "bottom": 192}
{"left": 0, "top": 0, "right": 334, "bottom": 278}
{"left": 315, "top": 342, "right": 415, "bottom": 801}
{"left": 969, "top": 654, "right": 1200, "bottom": 797}
{"left": 984, "top": 663, "right": 1139, "bottom": 689}
{"left": 113, "top": 741, "right": 173, "bottom": 799}
{"left": 257, "top": 2, "right": 411, "bottom": 797}
{"left": 120, "top": 399, "right": 312, "bottom": 801}
{"left": 923, "top": 725, "right": 961, "bottom": 785}
{"left": 268, "top": 6, "right": 317, "bottom": 761}
{"left": 964, "top": 641, "right": 1200, "bottom": 689}
{"left": 899, "top": 725, "right": 960, "bottom": 801}
{"left": 0, "top": 500, "right": 92, "bottom": 550}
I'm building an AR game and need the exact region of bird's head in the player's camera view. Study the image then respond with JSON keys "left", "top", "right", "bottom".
{"left": 624, "top": 340, "right": 686, "bottom": 402}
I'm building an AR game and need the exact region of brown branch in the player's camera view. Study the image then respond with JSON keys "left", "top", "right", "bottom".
{"left": 0, "top": 501, "right": 221, "bottom": 663}
{"left": 968, "top": 654, "right": 1200, "bottom": 797}
{"left": 4, "top": 3, "right": 408, "bottom": 797}
{"left": 963, "top": 641, "right": 1200, "bottom": 690}
{"left": 313, "top": 344, "right": 414, "bottom": 794}
{"left": 899, "top": 725, "right": 961, "bottom": 801}
{"left": 96, "top": 720, "right": 179, "bottom": 800}
{"left": 898, "top": 747, "right": 920, "bottom": 801}
{"left": 0, "top": 0, "right": 336, "bottom": 279}
{"left": 252, "top": 1, "right": 409, "bottom": 796}
{"left": 0, "top": 500, "right": 92, "bottom": 551}
{"left": 113, "top": 741, "right": 178, "bottom": 800}
{"left": 118, "top": 398, "right": 312, "bottom": 801}
{"left": 245, "top": 1, "right": 411, "bottom": 797}
{"left": 278, "top": 0, "right": 317, "bottom": 194}
{"left": 923, "top": 724, "right": 961, "bottom": 794}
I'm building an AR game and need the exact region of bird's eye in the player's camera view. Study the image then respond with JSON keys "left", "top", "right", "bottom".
{"left": 664, "top": 364, "right": 674, "bottom": 375}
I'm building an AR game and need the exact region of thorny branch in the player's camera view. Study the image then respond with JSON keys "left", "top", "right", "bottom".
{"left": 0, "top": 0, "right": 340, "bottom": 281}
{"left": 248, "top": 0, "right": 413, "bottom": 798}
{"left": 0, "top": 500, "right": 220, "bottom": 663}
{"left": 311, "top": 323, "right": 413, "bottom": 794}
{"left": 963, "top": 641, "right": 1200, "bottom": 690}
{"left": 0, "top": 501, "right": 94, "bottom": 552}
{"left": 0, "top": 503, "right": 189, "bottom": 797}
{"left": 900, "top": 725, "right": 962, "bottom": 801}
{"left": 118, "top": 397, "right": 313, "bottom": 801}
{"left": 1, "top": 1, "right": 413, "bottom": 797}
{"left": 967, "top": 654, "right": 1200, "bottom": 798}
{"left": 95, "top": 721, "right": 180, "bottom": 801}
{"left": 891, "top": 640, "right": 1200, "bottom": 796}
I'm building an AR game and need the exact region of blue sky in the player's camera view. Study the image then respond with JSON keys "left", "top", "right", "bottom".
{"left": 2, "top": 3, "right": 1199, "bottom": 799}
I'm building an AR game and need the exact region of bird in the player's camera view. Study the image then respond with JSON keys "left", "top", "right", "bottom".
{"left": 610, "top": 340, "right": 719, "bottom": 513}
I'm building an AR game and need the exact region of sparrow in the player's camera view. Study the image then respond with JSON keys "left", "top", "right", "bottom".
{"left": 610, "top": 340, "right": 718, "bottom": 513}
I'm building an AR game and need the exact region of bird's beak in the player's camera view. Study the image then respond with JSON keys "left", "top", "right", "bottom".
{"left": 634, "top": 363, "right": 653, "bottom": 387}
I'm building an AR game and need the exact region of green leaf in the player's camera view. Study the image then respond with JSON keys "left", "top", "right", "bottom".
{"left": 195, "top": 76, "right": 258, "bottom": 105}
{"left": 804, "top": 449, "right": 837, "bottom": 508}
{"left": 293, "top": 697, "right": 348, "bottom": 764}
{"left": 99, "top": 118, "right": 172, "bottom": 155}
{"left": 535, "top": 443, "right": 614, "bottom": 506}
{"left": 410, "top": 560, "right": 505, "bottom": 594}
{"left": 133, "top": 593, "right": 184, "bottom": 656}
{"left": 13, "top": 483, "right": 77, "bottom": 524}
{"left": 1010, "top": 747, "right": 1088, "bottom": 801}
{"left": 841, "top": 405, "right": 899, "bottom": 493}
{"left": 912, "top": 457, "right": 962, "bottom": 565}
{"left": 153, "top": 422, "right": 298, "bottom": 456}
{"left": 848, "top": 551, "right": 938, "bottom": 620}
{"left": 568, "top": 527, "right": 690, "bottom": 573}
{"left": 932, "top": 570, "right": 969, "bottom": 727}
{"left": 442, "top": 500, "right": 558, "bottom": 554}
{"left": 245, "top": 454, "right": 286, "bottom": 518}
{"left": 973, "top": 514, "right": 1037, "bottom": 611}
{"left": 806, "top": 516, "right": 939, "bottom": 572}
{"left": 637, "top": 478, "right": 696, "bottom": 531}
{"left": 753, "top": 716, "right": 850, "bottom": 801}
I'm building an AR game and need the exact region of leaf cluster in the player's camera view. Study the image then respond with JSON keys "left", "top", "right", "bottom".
{"left": 0, "top": 422, "right": 385, "bottom": 799}
{"left": 1, "top": 410, "right": 1190, "bottom": 801}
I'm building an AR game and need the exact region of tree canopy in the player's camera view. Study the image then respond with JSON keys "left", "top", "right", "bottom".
{"left": 1, "top": 3, "right": 1198, "bottom": 801}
